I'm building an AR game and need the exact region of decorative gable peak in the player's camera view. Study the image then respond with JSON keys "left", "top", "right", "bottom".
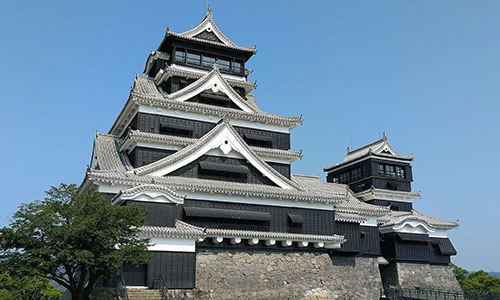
{"left": 166, "top": 65, "right": 260, "bottom": 113}
{"left": 132, "top": 119, "right": 303, "bottom": 190}
{"left": 165, "top": 7, "right": 256, "bottom": 54}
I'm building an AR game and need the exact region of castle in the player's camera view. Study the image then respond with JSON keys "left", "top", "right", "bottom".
{"left": 82, "top": 8, "right": 461, "bottom": 299}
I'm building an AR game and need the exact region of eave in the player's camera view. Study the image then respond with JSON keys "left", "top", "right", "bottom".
{"left": 119, "top": 129, "right": 303, "bottom": 163}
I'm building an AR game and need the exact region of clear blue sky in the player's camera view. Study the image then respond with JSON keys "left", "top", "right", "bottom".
{"left": 1, "top": 0, "right": 499, "bottom": 271}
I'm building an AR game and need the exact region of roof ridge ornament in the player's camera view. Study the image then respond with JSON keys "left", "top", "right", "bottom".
{"left": 207, "top": 5, "right": 213, "bottom": 18}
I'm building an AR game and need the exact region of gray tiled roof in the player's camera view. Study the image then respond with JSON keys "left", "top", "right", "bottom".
{"left": 291, "top": 174, "right": 388, "bottom": 217}
{"left": 138, "top": 221, "right": 344, "bottom": 244}
{"left": 378, "top": 209, "right": 459, "bottom": 230}
{"left": 337, "top": 193, "right": 389, "bottom": 216}
{"left": 93, "top": 133, "right": 133, "bottom": 171}
{"left": 128, "top": 75, "right": 302, "bottom": 129}
{"left": 120, "top": 129, "right": 302, "bottom": 162}
{"left": 139, "top": 221, "right": 205, "bottom": 239}
{"left": 115, "top": 184, "right": 184, "bottom": 203}
{"left": 335, "top": 212, "right": 368, "bottom": 223}
{"left": 163, "top": 7, "right": 256, "bottom": 54}
{"left": 324, "top": 135, "right": 414, "bottom": 171}
{"left": 132, "top": 120, "right": 304, "bottom": 190}
{"left": 205, "top": 228, "right": 345, "bottom": 243}
{"left": 86, "top": 170, "right": 347, "bottom": 204}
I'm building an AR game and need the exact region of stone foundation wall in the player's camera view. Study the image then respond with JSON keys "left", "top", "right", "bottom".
{"left": 168, "top": 251, "right": 383, "bottom": 300}
{"left": 380, "top": 262, "right": 461, "bottom": 292}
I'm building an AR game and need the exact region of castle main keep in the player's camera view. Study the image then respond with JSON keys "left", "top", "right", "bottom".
{"left": 82, "top": 8, "right": 461, "bottom": 299}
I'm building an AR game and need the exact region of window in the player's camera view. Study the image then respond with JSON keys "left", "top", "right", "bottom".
{"left": 186, "top": 52, "right": 201, "bottom": 65}
{"left": 218, "top": 58, "right": 231, "bottom": 71}
{"left": 232, "top": 61, "right": 242, "bottom": 73}
{"left": 174, "top": 49, "right": 186, "bottom": 63}
{"left": 351, "top": 166, "right": 365, "bottom": 181}
{"left": 202, "top": 55, "right": 216, "bottom": 68}
{"left": 159, "top": 123, "right": 193, "bottom": 138}
{"left": 332, "top": 177, "right": 339, "bottom": 183}
{"left": 378, "top": 164, "right": 385, "bottom": 175}
{"left": 340, "top": 172, "right": 350, "bottom": 183}
{"left": 396, "top": 166, "right": 405, "bottom": 178}
{"left": 385, "top": 165, "right": 395, "bottom": 177}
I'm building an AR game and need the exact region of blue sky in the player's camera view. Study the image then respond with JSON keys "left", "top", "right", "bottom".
{"left": 1, "top": 1, "right": 499, "bottom": 271}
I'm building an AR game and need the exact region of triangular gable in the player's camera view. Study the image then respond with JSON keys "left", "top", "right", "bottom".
{"left": 174, "top": 6, "right": 240, "bottom": 48}
{"left": 166, "top": 66, "right": 258, "bottom": 113}
{"left": 372, "top": 136, "right": 399, "bottom": 156}
{"left": 193, "top": 30, "right": 223, "bottom": 43}
{"left": 133, "top": 120, "right": 302, "bottom": 190}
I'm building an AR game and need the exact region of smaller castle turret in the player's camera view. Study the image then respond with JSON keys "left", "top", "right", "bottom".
{"left": 324, "top": 134, "right": 419, "bottom": 212}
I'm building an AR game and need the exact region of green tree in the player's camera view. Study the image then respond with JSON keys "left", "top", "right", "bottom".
{"left": 0, "top": 184, "right": 153, "bottom": 300}
{"left": 0, "top": 272, "right": 63, "bottom": 300}
{"left": 451, "top": 263, "right": 500, "bottom": 292}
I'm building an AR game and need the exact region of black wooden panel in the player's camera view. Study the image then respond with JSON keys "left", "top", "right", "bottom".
{"left": 125, "top": 201, "right": 181, "bottom": 227}
{"left": 169, "top": 155, "right": 277, "bottom": 185}
{"left": 128, "top": 147, "right": 175, "bottom": 168}
{"left": 133, "top": 113, "right": 290, "bottom": 150}
{"left": 381, "top": 233, "right": 430, "bottom": 262}
{"left": 183, "top": 199, "right": 335, "bottom": 236}
{"left": 122, "top": 263, "right": 147, "bottom": 286}
{"left": 334, "top": 222, "right": 360, "bottom": 253}
{"left": 367, "top": 199, "right": 412, "bottom": 212}
{"left": 428, "top": 237, "right": 455, "bottom": 265}
{"left": 360, "top": 226, "right": 381, "bottom": 256}
{"left": 147, "top": 251, "right": 196, "bottom": 289}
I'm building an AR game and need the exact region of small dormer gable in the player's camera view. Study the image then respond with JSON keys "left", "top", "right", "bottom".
{"left": 165, "top": 65, "right": 259, "bottom": 112}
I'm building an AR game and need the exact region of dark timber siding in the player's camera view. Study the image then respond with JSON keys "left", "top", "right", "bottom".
{"left": 367, "top": 199, "right": 412, "bottom": 212}
{"left": 128, "top": 113, "right": 290, "bottom": 150}
{"left": 334, "top": 222, "right": 360, "bottom": 253}
{"left": 128, "top": 147, "right": 291, "bottom": 181}
{"left": 124, "top": 201, "right": 181, "bottom": 227}
{"left": 380, "top": 233, "right": 455, "bottom": 264}
{"left": 147, "top": 252, "right": 196, "bottom": 289}
{"left": 128, "top": 147, "right": 175, "bottom": 168}
{"left": 360, "top": 226, "right": 381, "bottom": 256}
{"left": 169, "top": 155, "right": 289, "bottom": 184}
{"left": 326, "top": 158, "right": 413, "bottom": 194}
{"left": 184, "top": 199, "right": 335, "bottom": 236}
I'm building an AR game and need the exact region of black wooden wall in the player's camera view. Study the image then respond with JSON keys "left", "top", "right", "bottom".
{"left": 128, "top": 147, "right": 175, "bottom": 168}
{"left": 128, "top": 149, "right": 291, "bottom": 182}
{"left": 326, "top": 158, "right": 413, "bottom": 193}
{"left": 380, "top": 233, "right": 455, "bottom": 265}
{"left": 124, "top": 201, "right": 181, "bottom": 227}
{"left": 127, "top": 113, "right": 291, "bottom": 150}
{"left": 360, "top": 226, "right": 381, "bottom": 256}
{"left": 333, "top": 222, "right": 381, "bottom": 256}
{"left": 147, "top": 251, "right": 196, "bottom": 289}
{"left": 184, "top": 199, "right": 335, "bottom": 236}
{"left": 367, "top": 199, "right": 412, "bottom": 212}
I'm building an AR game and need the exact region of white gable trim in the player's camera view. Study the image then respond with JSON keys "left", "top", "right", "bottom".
{"left": 148, "top": 125, "right": 294, "bottom": 189}
{"left": 167, "top": 68, "right": 254, "bottom": 112}
{"left": 380, "top": 220, "right": 435, "bottom": 235}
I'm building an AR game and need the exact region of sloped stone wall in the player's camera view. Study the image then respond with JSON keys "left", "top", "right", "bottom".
{"left": 380, "top": 262, "right": 461, "bottom": 292}
{"left": 167, "top": 251, "right": 383, "bottom": 300}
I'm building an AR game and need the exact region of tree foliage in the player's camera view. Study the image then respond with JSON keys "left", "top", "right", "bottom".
{"left": 0, "top": 183, "right": 153, "bottom": 300}
{"left": 451, "top": 263, "right": 500, "bottom": 292}
{"left": 0, "top": 272, "right": 63, "bottom": 300}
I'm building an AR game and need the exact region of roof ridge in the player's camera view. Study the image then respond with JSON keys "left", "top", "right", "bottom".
{"left": 347, "top": 137, "right": 385, "bottom": 156}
